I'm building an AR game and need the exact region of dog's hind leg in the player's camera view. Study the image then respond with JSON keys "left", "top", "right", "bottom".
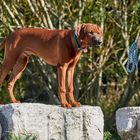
{"left": 0, "top": 38, "right": 20, "bottom": 86}
{"left": 0, "top": 63, "right": 13, "bottom": 104}
{"left": 0, "top": 61, "right": 16, "bottom": 86}
{"left": 6, "top": 53, "right": 28, "bottom": 103}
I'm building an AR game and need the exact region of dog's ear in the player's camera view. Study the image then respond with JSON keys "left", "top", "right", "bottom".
{"left": 75, "top": 23, "right": 86, "bottom": 39}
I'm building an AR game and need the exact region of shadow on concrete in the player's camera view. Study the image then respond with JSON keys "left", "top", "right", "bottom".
{"left": 0, "top": 104, "right": 14, "bottom": 140}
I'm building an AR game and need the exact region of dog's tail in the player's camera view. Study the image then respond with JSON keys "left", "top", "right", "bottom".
{"left": 0, "top": 39, "right": 6, "bottom": 50}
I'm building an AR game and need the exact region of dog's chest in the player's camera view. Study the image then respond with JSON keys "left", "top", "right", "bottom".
{"left": 68, "top": 51, "right": 82, "bottom": 65}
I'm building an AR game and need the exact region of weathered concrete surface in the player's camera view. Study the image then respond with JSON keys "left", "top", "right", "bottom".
{"left": 116, "top": 107, "right": 140, "bottom": 140}
{"left": 0, "top": 103, "right": 104, "bottom": 140}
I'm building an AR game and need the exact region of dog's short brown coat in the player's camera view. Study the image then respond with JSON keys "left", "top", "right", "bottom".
{"left": 0, "top": 23, "right": 102, "bottom": 108}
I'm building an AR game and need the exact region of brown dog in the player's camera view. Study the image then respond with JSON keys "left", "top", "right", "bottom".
{"left": 0, "top": 23, "right": 102, "bottom": 108}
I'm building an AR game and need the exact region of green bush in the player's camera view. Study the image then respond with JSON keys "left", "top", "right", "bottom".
{"left": 104, "top": 131, "right": 122, "bottom": 140}
{"left": 104, "top": 131, "right": 112, "bottom": 140}
{"left": 6, "top": 132, "right": 38, "bottom": 140}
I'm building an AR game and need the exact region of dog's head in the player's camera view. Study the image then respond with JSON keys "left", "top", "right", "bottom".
{"left": 75, "top": 23, "right": 102, "bottom": 48}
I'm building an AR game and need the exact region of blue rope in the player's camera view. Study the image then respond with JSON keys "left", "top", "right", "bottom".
{"left": 73, "top": 32, "right": 80, "bottom": 49}
{"left": 126, "top": 41, "right": 139, "bottom": 73}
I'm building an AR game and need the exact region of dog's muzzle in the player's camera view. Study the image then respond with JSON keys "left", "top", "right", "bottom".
{"left": 92, "top": 38, "right": 102, "bottom": 47}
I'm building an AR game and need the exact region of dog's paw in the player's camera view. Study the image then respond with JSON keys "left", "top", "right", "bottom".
{"left": 11, "top": 100, "right": 21, "bottom": 103}
{"left": 71, "top": 101, "right": 81, "bottom": 107}
{"left": 0, "top": 101, "right": 4, "bottom": 105}
{"left": 61, "top": 102, "right": 72, "bottom": 108}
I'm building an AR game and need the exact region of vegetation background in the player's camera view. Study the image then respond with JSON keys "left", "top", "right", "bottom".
{"left": 0, "top": 0, "right": 140, "bottom": 139}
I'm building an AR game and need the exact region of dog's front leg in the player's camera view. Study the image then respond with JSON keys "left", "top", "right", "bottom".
{"left": 57, "top": 65, "right": 71, "bottom": 108}
{"left": 66, "top": 66, "right": 81, "bottom": 107}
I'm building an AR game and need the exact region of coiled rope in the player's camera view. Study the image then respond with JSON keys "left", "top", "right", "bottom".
{"left": 126, "top": 41, "right": 139, "bottom": 73}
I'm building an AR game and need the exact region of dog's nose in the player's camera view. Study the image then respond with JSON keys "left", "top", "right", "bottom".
{"left": 95, "top": 39, "right": 102, "bottom": 46}
{"left": 91, "top": 37, "right": 102, "bottom": 46}
{"left": 97, "top": 40, "right": 102, "bottom": 44}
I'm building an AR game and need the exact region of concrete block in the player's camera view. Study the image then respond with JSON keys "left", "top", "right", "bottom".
{"left": 116, "top": 107, "right": 140, "bottom": 140}
{"left": 0, "top": 103, "right": 104, "bottom": 140}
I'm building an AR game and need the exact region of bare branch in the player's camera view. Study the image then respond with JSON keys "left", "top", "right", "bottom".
{"left": 2, "top": 0, "right": 20, "bottom": 26}
{"left": 39, "top": 0, "right": 54, "bottom": 29}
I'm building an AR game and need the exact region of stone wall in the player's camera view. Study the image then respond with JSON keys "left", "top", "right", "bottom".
{"left": 116, "top": 107, "right": 140, "bottom": 140}
{"left": 0, "top": 103, "right": 104, "bottom": 140}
